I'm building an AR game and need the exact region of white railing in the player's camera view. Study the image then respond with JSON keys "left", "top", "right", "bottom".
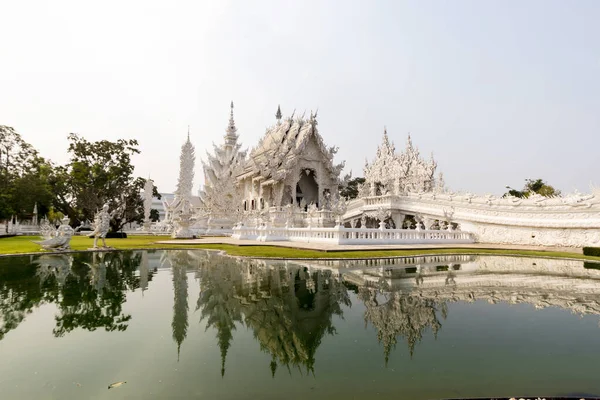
{"left": 232, "top": 225, "right": 475, "bottom": 245}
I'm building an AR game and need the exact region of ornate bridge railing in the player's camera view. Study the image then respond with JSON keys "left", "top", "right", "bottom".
{"left": 232, "top": 225, "right": 475, "bottom": 245}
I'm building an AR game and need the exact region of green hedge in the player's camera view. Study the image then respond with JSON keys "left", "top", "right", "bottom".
{"left": 583, "top": 247, "right": 600, "bottom": 257}
{"left": 584, "top": 261, "right": 600, "bottom": 270}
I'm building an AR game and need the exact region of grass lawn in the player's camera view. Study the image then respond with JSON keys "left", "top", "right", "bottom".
{"left": 1, "top": 235, "right": 600, "bottom": 262}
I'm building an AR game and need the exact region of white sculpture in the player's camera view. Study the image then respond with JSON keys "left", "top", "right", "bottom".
{"left": 33, "top": 217, "right": 74, "bottom": 251}
{"left": 88, "top": 203, "right": 122, "bottom": 249}
{"left": 172, "top": 199, "right": 196, "bottom": 239}
{"left": 143, "top": 178, "right": 154, "bottom": 230}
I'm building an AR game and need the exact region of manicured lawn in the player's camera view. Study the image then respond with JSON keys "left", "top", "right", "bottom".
{"left": 1, "top": 235, "right": 600, "bottom": 262}
{"left": 0, "top": 235, "right": 187, "bottom": 254}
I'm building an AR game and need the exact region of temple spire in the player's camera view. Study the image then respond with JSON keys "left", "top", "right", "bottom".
{"left": 275, "top": 104, "right": 282, "bottom": 124}
{"left": 225, "top": 101, "right": 238, "bottom": 146}
{"left": 175, "top": 129, "right": 195, "bottom": 199}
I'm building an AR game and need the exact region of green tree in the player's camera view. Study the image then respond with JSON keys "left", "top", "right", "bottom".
{"left": 340, "top": 177, "right": 366, "bottom": 200}
{"left": 503, "top": 178, "right": 561, "bottom": 199}
{"left": 0, "top": 126, "right": 54, "bottom": 227}
{"left": 47, "top": 207, "right": 64, "bottom": 225}
{"left": 150, "top": 208, "right": 160, "bottom": 222}
{"left": 53, "top": 134, "right": 160, "bottom": 231}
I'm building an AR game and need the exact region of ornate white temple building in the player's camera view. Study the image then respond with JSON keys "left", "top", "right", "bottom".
{"left": 237, "top": 109, "right": 344, "bottom": 212}
{"left": 162, "top": 103, "right": 600, "bottom": 247}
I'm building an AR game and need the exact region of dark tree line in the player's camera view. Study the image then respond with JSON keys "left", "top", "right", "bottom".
{"left": 0, "top": 126, "right": 160, "bottom": 232}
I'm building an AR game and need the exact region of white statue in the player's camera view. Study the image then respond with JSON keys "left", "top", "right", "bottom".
{"left": 143, "top": 178, "right": 154, "bottom": 230}
{"left": 33, "top": 217, "right": 74, "bottom": 251}
{"left": 88, "top": 203, "right": 122, "bottom": 249}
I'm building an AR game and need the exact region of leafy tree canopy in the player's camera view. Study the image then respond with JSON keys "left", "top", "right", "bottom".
{"left": 52, "top": 134, "right": 160, "bottom": 231}
{"left": 0, "top": 126, "right": 54, "bottom": 222}
{"left": 340, "top": 177, "right": 366, "bottom": 200}
{"left": 503, "top": 178, "right": 561, "bottom": 199}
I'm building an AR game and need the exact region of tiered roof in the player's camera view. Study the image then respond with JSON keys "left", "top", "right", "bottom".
{"left": 238, "top": 110, "right": 345, "bottom": 185}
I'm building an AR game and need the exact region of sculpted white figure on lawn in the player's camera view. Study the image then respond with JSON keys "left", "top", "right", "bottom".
{"left": 89, "top": 203, "right": 121, "bottom": 248}
{"left": 33, "top": 217, "right": 74, "bottom": 251}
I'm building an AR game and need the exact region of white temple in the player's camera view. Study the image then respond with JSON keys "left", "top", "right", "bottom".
{"left": 158, "top": 104, "right": 600, "bottom": 248}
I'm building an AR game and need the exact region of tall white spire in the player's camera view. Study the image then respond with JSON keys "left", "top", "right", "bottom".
{"left": 224, "top": 101, "right": 238, "bottom": 146}
{"left": 176, "top": 130, "right": 195, "bottom": 200}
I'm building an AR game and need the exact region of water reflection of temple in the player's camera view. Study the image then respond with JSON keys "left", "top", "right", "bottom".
{"left": 161, "top": 251, "right": 600, "bottom": 371}
{"left": 339, "top": 255, "right": 600, "bottom": 362}
{"left": 5, "top": 250, "right": 600, "bottom": 373}
{"left": 195, "top": 252, "right": 351, "bottom": 376}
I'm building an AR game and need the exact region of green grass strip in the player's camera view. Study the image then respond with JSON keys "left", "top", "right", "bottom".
{"left": 1, "top": 235, "right": 600, "bottom": 262}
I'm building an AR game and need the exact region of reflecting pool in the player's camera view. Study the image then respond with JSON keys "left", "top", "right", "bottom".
{"left": 2, "top": 250, "right": 600, "bottom": 399}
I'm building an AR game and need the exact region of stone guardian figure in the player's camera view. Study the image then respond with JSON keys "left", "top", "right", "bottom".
{"left": 88, "top": 203, "right": 122, "bottom": 249}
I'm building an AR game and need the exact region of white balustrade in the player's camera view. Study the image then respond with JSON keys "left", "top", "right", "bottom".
{"left": 232, "top": 225, "right": 475, "bottom": 245}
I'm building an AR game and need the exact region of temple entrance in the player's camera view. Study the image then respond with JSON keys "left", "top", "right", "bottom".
{"left": 296, "top": 169, "right": 319, "bottom": 209}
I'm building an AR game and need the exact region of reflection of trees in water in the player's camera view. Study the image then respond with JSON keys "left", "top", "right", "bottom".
{"left": 0, "top": 256, "right": 57, "bottom": 341}
{"left": 358, "top": 284, "right": 446, "bottom": 365}
{"left": 53, "top": 251, "right": 143, "bottom": 337}
{"left": 0, "top": 251, "right": 155, "bottom": 341}
{"left": 195, "top": 254, "right": 351, "bottom": 377}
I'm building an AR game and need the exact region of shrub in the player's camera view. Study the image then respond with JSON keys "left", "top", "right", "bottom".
{"left": 584, "top": 261, "right": 600, "bottom": 270}
{"left": 106, "top": 232, "right": 128, "bottom": 239}
{"left": 583, "top": 247, "right": 600, "bottom": 257}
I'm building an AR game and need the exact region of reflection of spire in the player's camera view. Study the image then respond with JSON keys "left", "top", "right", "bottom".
{"left": 243, "top": 266, "right": 349, "bottom": 375}
{"left": 172, "top": 259, "right": 189, "bottom": 361}
{"left": 197, "top": 253, "right": 243, "bottom": 377}
{"left": 195, "top": 255, "right": 350, "bottom": 377}
{"left": 219, "top": 327, "right": 231, "bottom": 377}
{"left": 270, "top": 355, "right": 277, "bottom": 378}
{"left": 139, "top": 251, "right": 149, "bottom": 295}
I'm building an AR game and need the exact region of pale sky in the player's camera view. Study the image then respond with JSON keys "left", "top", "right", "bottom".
{"left": 1, "top": 0, "right": 599, "bottom": 195}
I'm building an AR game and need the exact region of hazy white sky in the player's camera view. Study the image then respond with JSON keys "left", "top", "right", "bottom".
{"left": 1, "top": 0, "right": 599, "bottom": 195}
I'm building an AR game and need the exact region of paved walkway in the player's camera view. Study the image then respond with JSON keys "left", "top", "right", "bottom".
{"left": 156, "top": 237, "right": 583, "bottom": 254}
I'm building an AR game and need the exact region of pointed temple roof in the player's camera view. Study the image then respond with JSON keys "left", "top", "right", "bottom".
{"left": 237, "top": 111, "right": 344, "bottom": 184}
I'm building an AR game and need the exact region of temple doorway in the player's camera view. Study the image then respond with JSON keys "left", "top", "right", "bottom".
{"left": 296, "top": 169, "right": 319, "bottom": 208}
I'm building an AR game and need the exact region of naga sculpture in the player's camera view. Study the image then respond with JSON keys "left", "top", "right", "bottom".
{"left": 33, "top": 217, "right": 74, "bottom": 251}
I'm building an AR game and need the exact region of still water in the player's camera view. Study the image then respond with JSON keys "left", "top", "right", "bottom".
{"left": 1, "top": 250, "right": 600, "bottom": 399}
